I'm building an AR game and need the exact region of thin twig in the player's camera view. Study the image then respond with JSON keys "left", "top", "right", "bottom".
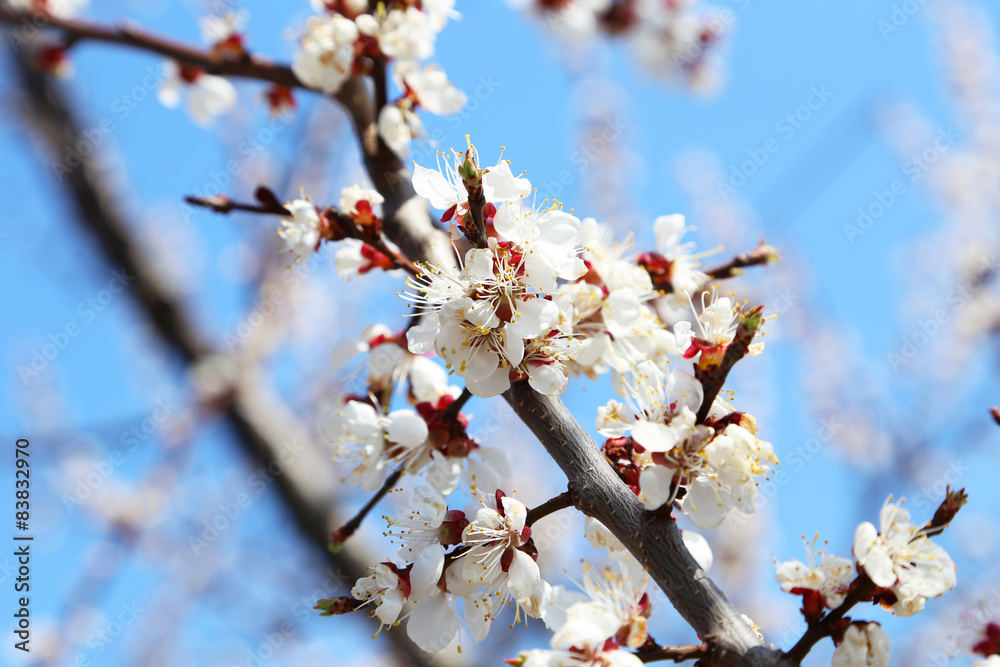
{"left": 330, "top": 468, "right": 404, "bottom": 550}
{"left": 695, "top": 306, "right": 764, "bottom": 423}
{"left": 185, "top": 194, "right": 422, "bottom": 276}
{"left": 783, "top": 575, "right": 876, "bottom": 663}
{"left": 185, "top": 195, "right": 289, "bottom": 216}
{"left": 441, "top": 387, "right": 473, "bottom": 424}
{"left": 703, "top": 240, "right": 780, "bottom": 282}
{"left": 525, "top": 490, "right": 573, "bottom": 526}
{"left": 635, "top": 643, "right": 709, "bottom": 664}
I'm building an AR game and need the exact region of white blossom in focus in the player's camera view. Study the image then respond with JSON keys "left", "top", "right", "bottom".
{"left": 853, "top": 497, "right": 957, "bottom": 615}
{"left": 775, "top": 537, "right": 854, "bottom": 609}
{"left": 329, "top": 400, "right": 428, "bottom": 490}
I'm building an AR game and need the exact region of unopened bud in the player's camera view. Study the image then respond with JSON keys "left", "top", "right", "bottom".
{"left": 314, "top": 596, "right": 361, "bottom": 616}
{"left": 929, "top": 486, "right": 968, "bottom": 531}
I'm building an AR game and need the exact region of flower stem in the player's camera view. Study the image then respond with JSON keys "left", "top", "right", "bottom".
{"left": 525, "top": 490, "right": 573, "bottom": 526}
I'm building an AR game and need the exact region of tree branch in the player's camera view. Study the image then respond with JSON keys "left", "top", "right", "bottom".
{"left": 351, "top": 69, "right": 793, "bottom": 667}
{"left": 635, "top": 643, "right": 709, "bottom": 664}
{"left": 8, "top": 10, "right": 796, "bottom": 665}
{"left": 8, "top": 47, "right": 444, "bottom": 667}
{"left": 0, "top": 8, "right": 300, "bottom": 87}
{"left": 702, "top": 241, "right": 780, "bottom": 283}
{"left": 525, "top": 490, "right": 573, "bottom": 526}
{"left": 783, "top": 576, "right": 876, "bottom": 663}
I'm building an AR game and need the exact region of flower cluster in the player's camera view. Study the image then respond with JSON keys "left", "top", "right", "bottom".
{"left": 774, "top": 536, "right": 855, "bottom": 623}
{"left": 404, "top": 144, "right": 731, "bottom": 399}
{"left": 773, "top": 493, "right": 963, "bottom": 665}
{"left": 321, "top": 488, "right": 547, "bottom": 652}
{"left": 512, "top": 559, "right": 652, "bottom": 667}
{"left": 275, "top": 184, "right": 399, "bottom": 274}
{"left": 513, "top": 0, "right": 727, "bottom": 91}
{"left": 596, "top": 359, "right": 777, "bottom": 527}
{"left": 853, "top": 496, "right": 957, "bottom": 616}
{"left": 292, "top": 0, "right": 465, "bottom": 155}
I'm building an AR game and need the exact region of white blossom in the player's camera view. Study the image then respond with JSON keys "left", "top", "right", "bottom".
{"left": 853, "top": 497, "right": 956, "bottom": 615}
{"left": 652, "top": 213, "right": 712, "bottom": 295}
{"left": 340, "top": 184, "right": 385, "bottom": 217}
{"left": 329, "top": 400, "right": 428, "bottom": 490}
{"left": 277, "top": 198, "right": 321, "bottom": 261}
{"left": 292, "top": 13, "right": 359, "bottom": 94}
{"left": 446, "top": 492, "right": 542, "bottom": 639}
{"left": 378, "top": 104, "right": 424, "bottom": 156}
{"left": 8, "top": 0, "right": 87, "bottom": 19}
{"left": 831, "top": 623, "right": 890, "bottom": 667}
{"left": 396, "top": 61, "right": 467, "bottom": 115}
{"left": 157, "top": 60, "right": 237, "bottom": 127}
{"left": 775, "top": 537, "right": 854, "bottom": 609}
{"left": 357, "top": 7, "right": 437, "bottom": 61}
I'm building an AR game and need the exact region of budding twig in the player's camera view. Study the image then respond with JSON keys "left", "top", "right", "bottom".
{"left": 783, "top": 574, "right": 876, "bottom": 663}
{"left": 703, "top": 240, "right": 780, "bottom": 283}
{"left": 329, "top": 468, "right": 404, "bottom": 551}
{"left": 185, "top": 193, "right": 422, "bottom": 276}
{"left": 184, "top": 195, "right": 289, "bottom": 216}
{"left": 695, "top": 305, "right": 764, "bottom": 423}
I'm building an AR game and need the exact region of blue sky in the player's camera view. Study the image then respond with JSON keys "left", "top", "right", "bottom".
{"left": 3, "top": 0, "right": 1000, "bottom": 665}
